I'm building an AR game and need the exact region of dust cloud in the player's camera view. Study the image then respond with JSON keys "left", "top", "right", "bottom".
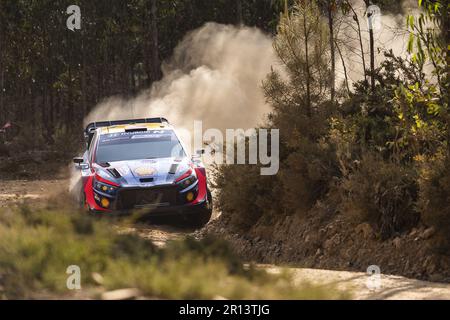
{"left": 70, "top": 23, "right": 277, "bottom": 196}
{"left": 85, "top": 23, "right": 278, "bottom": 143}
{"left": 86, "top": 4, "right": 420, "bottom": 134}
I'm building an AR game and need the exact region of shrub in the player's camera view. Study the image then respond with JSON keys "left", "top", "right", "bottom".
{"left": 0, "top": 205, "right": 346, "bottom": 299}
{"left": 8, "top": 125, "right": 47, "bottom": 155}
{"left": 51, "top": 126, "right": 83, "bottom": 158}
{"left": 213, "top": 163, "right": 278, "bottom": 230}
{"left": 417, "top": 151, "right": 450, "bottom": 253}
{"left": 337, "top": 154, "right": 419, "bottom": 239}
{"left": 279, "top": 138, "right": 337, "bottom": 215}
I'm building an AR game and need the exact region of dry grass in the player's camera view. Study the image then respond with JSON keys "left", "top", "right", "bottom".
{"left": 0, "top": 204, "right": 348, "bottom": 299}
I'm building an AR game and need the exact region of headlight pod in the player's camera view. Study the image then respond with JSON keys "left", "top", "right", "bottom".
{"left": 178, "top": 175, "right": 197, "bottom": 189}
{"left": 94, "top": 180, "right": 118, "bottom": 195}
{"left": 175, "top": 168, "right": 198, "bottom": 190}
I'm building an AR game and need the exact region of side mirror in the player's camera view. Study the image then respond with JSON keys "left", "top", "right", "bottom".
{"left": 73, "top": 157, "right": 84, "bottom": 164}
{"left": 196, "top": 149, "right": 205, "bottom": 156}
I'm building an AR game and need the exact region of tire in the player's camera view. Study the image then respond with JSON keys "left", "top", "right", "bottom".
{"left": 79, "top": 191, "right": 86, "bottom": 210}
{"left": 185, "top": 189, "right": 213, "bottom": 228}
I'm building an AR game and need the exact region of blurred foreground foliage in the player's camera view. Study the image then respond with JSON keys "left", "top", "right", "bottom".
{"left": 0, "top": 205, "right": 347, "bottom": 299}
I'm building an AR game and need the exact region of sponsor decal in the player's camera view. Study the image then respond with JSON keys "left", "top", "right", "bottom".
{"left": 134, "top": 167, "right": 157, "bottom": 177}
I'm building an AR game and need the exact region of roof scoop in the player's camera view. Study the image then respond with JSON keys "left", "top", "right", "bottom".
{"left": 125, "top": 127, "right": 147, "bottom": 133}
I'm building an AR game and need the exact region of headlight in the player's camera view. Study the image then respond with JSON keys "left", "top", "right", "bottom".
{"left": 178, "top": 175, "right": 197, "bottom": 189}
{"left": 94, "top": 180, "right": 118, "bottom": 195}
{"left": 175, "top": 168, "right": 198, "bottom": 189}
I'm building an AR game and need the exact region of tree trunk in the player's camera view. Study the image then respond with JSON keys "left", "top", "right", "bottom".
{"left": 327, "top": 0, "right": 335, "bottom": 102}
{"left": 0, "top": 22, "right": 3, "bottom": 124}
{"left": 369, "top": 27, "right": 375, "bottom": 92}
{"left": 335, "top": 40, "right": 350, "bottom": 95}
{"left": 303, "top": 8, "right": 311, "bottom": 117}
{"left": 349, "top": 3, "right": 366, "bottom": 82}
{"left": 236, "top": 0, "right": 243, "bottom": 25}
{"left": 365, "top": 0, "right": 375, "bottom": 92}
{"left": 81, "top": 38, "right": 87, "bottom": 120}
{"left": 0, "top": 68, "right": 3, "bottom": 124}
{"left": 149, "top": 0, "right": 161, "bottom": 84}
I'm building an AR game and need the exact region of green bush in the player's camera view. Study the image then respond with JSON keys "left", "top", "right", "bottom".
{"left": 279, "top": 138, "right": 337, "bottom": 215}
{"left": 418, "top": 151, "right": 450, "bottom": 253}
{"left": 0, "top": 205, "right": 346, "bottom": 299}
{"left": 213, "top": 163, "right": 278, "bottom": 230}
{"left": 51, "top": 126, "right": 83, "bottom": 158}
{"left": 337, "top": 154, "right": 419, "bottom": 239}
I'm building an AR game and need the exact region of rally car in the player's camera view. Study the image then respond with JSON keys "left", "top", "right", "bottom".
{"left": 72, "top": 118, "right": 212, "bottom": 227}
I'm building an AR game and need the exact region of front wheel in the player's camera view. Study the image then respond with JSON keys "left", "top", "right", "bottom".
{"left": 185, "top": 190, "right": 213, "bottom": 228}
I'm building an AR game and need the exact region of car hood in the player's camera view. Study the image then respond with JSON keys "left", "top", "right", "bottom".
{"left": 96, "top": 157, "right": 192, "bottom": 187}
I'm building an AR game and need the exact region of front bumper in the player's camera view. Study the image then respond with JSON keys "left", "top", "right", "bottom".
{"left": 90, "top": 197, "right": 209, "bottom": 217}
{"left": 85, "top": 167, "right": 209, "bottom": 217}
{"left": 111, "top": 197, "right": 208, "bottom": 216}
{"left": 88, "top": 183, "right": 207, "bottom": 216}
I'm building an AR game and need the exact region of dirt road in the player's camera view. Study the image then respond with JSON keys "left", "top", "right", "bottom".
{"left": 263, "top": 266, "right": 450, "bottom": 299}
{"left": 0, "top": 179, "right": 67, "bottom": 207}
{"left": 1, "top": 179, "right": 450, "bottom": 300}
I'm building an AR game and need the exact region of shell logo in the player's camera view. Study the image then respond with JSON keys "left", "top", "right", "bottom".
{"left": 134, "top": 167, "right": 156, "bottom": 176}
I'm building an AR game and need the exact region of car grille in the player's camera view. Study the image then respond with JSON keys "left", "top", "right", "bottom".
{"left": 116, "top": 186, "right": 178, "bottom": 210}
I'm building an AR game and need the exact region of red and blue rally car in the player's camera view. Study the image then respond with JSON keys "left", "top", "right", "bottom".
{"left": 73, "top": 118, "right": 212, "bottom": 227}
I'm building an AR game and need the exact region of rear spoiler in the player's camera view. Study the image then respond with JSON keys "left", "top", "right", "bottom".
{"left": 84, "top": 117, "right": 169, "bottom": 147}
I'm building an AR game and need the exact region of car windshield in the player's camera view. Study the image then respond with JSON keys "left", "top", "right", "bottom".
{"left": 96, "top": 130, "right": 185, "bottom": 163}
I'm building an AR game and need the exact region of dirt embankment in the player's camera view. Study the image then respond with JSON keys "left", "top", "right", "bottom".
{"left": 201, "top": 209, "right": 450, "bottom": 284}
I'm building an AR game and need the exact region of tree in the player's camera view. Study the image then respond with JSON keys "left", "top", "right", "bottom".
{"left": 365, "top": 0, "right": 376, "bottom": 93}
{"left": 0, "top": 0, "right": 281, "bottom": 147}
{"left": 406, "top": 0, "right": 448, "bottom": 92}
{"left": 327, "top": 1, "right": 336, "bottom": 102}
{"left": 319, "top": 0, "right": 337, "bottom": 102}
{"left": 273, "top": 0, "right": 330, "bottom": 117}
{"left": 144, "top": 0, "right": 162, "bottom": 85}
{"left": 341, "top": 0, "right": 367, "bottom": 82}
{"left": 236, "top": 0, "right": 243, "bottom": 25}
{"left": 0, "top": 4, "right": 4, "bottom": 125}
